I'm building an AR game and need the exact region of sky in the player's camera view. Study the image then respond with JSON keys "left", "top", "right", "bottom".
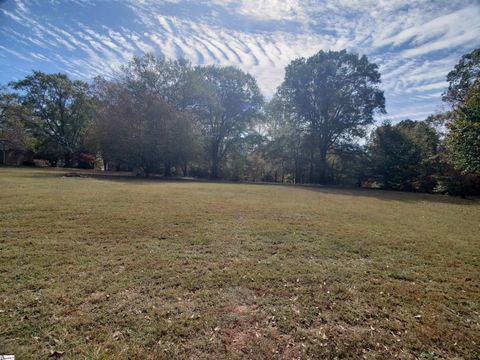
{"left": 1, "top": 0, "right": 479, "bottom": 122}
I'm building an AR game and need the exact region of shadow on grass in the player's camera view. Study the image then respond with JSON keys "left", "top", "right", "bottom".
{"left": 5, "top": 165, "right": 477, "bottom": 205}
{"left": 297, "top": 185, "right": 476, "bottom": 205}
{"left": 90, "top": 171, "right": 479, "bottom": 205}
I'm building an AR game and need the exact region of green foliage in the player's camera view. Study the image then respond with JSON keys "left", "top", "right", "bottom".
{"left": 192, "top": 65, "right": 264, "bottom": 178}
{"left": 366, "top": 120, "right": 441, "bottom": 191}
{"left": 275, "top": 50, "right": 385, "bottom": 183}
{"left": 367, "top": 122, "right": 422, "bottom": 190}
{"left": 262, "top": 106, "right": 306, "bottom": 183}
{"left": 329, "top": 144, "right": 367, "bottom": 186}
{"left": 0, "top": 88, "right": 36, "bottom": 155}
{"left": 10, "top": 71, "right": 94, "bottom": 166}
{"left": 91, "top": 75, "right": 200, "bottom": 175}
{"left": 443, "top": 48, "right": 480, "bottom": 106}
{"left": 120, "top": 53, "right": 197, "bottom": 111}
{"left": 112, "top": 54, "right": 265, "bottom": 179}
{"left": 2, "top": 48, "right": 480, "bottom": 196}
{"left": 444, "top": 48, "right": 480, "bottom": 179}
{"left": 459, "top": 80, "right": 480, "bottom": 122}
{"left": 447, "top": 119, "right": 480, "bottom": 174}
{"left": 397, "top": 120, "right": 441, "bottom": 192}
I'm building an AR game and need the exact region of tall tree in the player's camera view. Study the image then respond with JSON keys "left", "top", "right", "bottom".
{"left": 10, "top": 71, "right": 94, "bottom": 167}
{"left": 264, "top": 96, "right": 307, "bottom": 183}
{"left": 276, "top": 50, "right": 385, "bottom": 183}
{"left": 447, "top": 80, "right": 480, "bottom": 174}
{"left": 443, "top": 48, "right": 480, "bottom": 176}
{"left": 119, "top": 54, "right": 203, "bottom": 173}
{"left": 91, "top": 76, "right": 200, "bottom": 176}
{"left": 0, "top": 88, "right": 35, "bottom": 162}
{"left": 397, "top": 120, "right": 441, "bottom": 191}
{"left": 443, "top": 48, "right": 480, "bottom": 106}
{"left": 120, "top": 53, "right": 197, "bottom": 111}
{"left": 367, "top": 122, "right": 422, "bottom": 190}
{"left": 193, "top": 65, "right": 263, "bottom": 178}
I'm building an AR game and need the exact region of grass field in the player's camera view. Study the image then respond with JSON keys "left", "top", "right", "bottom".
{"left": 0, "top": 167, "right": 479, "bottom": 359}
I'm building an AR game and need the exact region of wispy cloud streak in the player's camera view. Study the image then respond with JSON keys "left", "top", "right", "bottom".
{"left": 0, "top": 0, "right": 479, "bottom": 120}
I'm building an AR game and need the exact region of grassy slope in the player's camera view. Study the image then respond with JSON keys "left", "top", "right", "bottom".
{"left": 0, "top": 167, "right": 479, "bottom": 359}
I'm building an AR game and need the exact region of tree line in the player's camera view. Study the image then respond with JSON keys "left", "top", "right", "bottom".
{"left": 1, "top": 48, "right": 479, "bottom": 195}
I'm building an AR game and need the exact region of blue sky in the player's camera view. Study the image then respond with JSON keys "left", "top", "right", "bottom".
{"left": 1, "top": 0, "right": 479, "bottom": 121}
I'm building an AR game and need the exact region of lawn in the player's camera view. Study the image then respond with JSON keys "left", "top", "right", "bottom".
{"left": 0, "top": 167, "right": 479, "bottom": 359}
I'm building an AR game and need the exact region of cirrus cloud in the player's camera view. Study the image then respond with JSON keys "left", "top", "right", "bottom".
{"left": 0, "top": 0, "right": 479, "bottom": 121}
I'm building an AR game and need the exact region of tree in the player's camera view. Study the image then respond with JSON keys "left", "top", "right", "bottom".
{"left": 447, "top": 119, "right": 480, "bottom": 174}
{"left": 397, "top": 120, "right": 441, "bottom": 191}
{"left": 119, "top": 54, "right": 204, "bottom": 174}
{"left": 193, "top": 65, "right": 263, "bottom": 178}
{"left": 443, "top": 48, "right": 480, "bottom": 106}
{"left": 264, "top": 96, "right": 308, "bottom": 183}
{"left": 275, "top": 50, "right": 385, "bottom": 183}
{"left": 329, "top": 144, "right": 368, "bottom": 187}
{"left": 444, "top": 48, "right": 480, "bottom": 176}
{"left": 366, "top": 120, "right": 442, "bottom": 191}
{"left": 91, "top": 76, "right": 200, "bottom": 176}
{"left": 120, "top": 53, "right": 209, "bottom": 113}
{"left": 0, "top": 88, "right": 35, "bottom": 163}
{"left": 428, "top": 48, "right": 480, "bottom": 196}
{"left": 446, "top": 81, "right": 480, "bottom": 175}
{"left": 460, "top": 80, "right": 480, "bottom": 122}
{"left": 93, "top": 79, "right": 161, "bottom": 175}
{"left": 10, "top": 71, "right": 94, "bottom": 167}
{"left": 367, "top": 122, "right": 422, "bottom": 190}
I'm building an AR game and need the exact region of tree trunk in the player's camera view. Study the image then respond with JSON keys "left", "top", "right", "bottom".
{"left": 281, "top": 161, "right": 285, "bottom": 183}
{"left": 210, "top": 144, "right": 220, "bottom": 179}
{"left": 1, "top": 143, "right": 5, "bottom": 165}
{"left": 182, "top": 162, "right": 188, "bottom": 177}
{"left": 294, "top": 154, "right": 299, "bottom": 184}
{"left": 164, "top": 161, "right": 171, "bottom": 177}
{"left": 64, "top": 152, "right": 71, "bottom": 168}
{"left": 103, "top": 156, "right": 108, "bottom": 171}
{"left": 211, "top": 158, "right": 218, "bottom": 179}
{"left": 309, "top": 149, "right": 314, "bottom": 183}
{"left": 318, "top": 146, "right": 328, "bottom": 184}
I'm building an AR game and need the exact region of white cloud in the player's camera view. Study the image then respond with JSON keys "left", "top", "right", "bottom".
{"left": 1, "top": 0, "right": 479, "bottom": 121}
{"left": 210, "top": 0, "right": 307, "bottom": 22}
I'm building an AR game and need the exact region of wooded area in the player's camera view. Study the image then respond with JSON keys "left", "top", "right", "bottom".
{"left": 1, "top": 48, "right": 479, "bottom": 195}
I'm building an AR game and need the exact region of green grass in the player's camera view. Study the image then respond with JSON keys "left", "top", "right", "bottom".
{"left": 1, "top": 166, "right": 479, "bottom": 359}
